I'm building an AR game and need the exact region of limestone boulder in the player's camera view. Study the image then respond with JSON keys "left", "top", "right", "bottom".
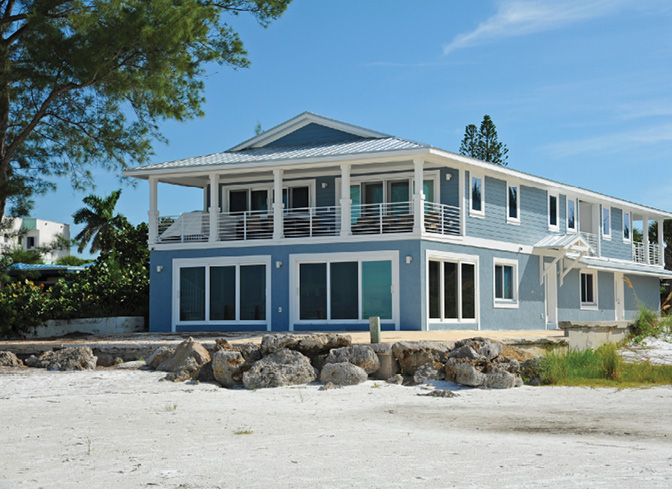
{"left": 260, "top": 334, "right": 300, "bottom": 355}
{"left": 242, "top": 349, "right": 316, "bottom": 389}
{"left": 446, "top": 345, "right": 483, "bottom": 362}
{"left": 391, "top": 341, "right": 454, "bottom": 375}
{"left": 413, "top": 362, "right": 445, "bottom": 384}
{"left": 114, "top": 360, "right": 146, "bottom": 370}
{"left": 29, "top": 346, "right": 97, "bottom": 371}
{"left": 212, "top": 350, "right": 247, "bottom": 388}
{"left": 451, "top": 337, "right": 503, "bottom": 361}
{"left": 319, "top": 362, "right": 368, "bottom": 386}
{"left": 448, "top": 361, "right": 484, "bottom": 387}
{"left": 261, "top": 333, "right": 351, "bottom": 357}
{"left": 325, "top": 345, "right": 380, "bottom": 374}
{"left": 482, "top": 371, "right": 516, "bottom": 389}
{"left": 157, "top": 337, "right": 210, "bottom": 382}
{"left": 0, "top": 351, "right": 23, "bottom": 367}
{"left": 146, "top": 346, "right": 175, "bottom": 369}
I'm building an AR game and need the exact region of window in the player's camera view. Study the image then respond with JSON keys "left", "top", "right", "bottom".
{"left": 493, "top": 259, "right": 518, "bottom": 308}
{"left": 228, "top": 189, "right": 269, "bottom": 213}
{"left": 175, "top": 258, "right": 269, "bottom": 325}
{"left": 470, "top": 174, "right": 484, "bottom": 217}
{"left": 428, "top": 255, "right": 478, "bottom": 323}
{"left": 567, "top": 198, "right": 577, "bottom": 232}
{"left": 507, "top": 183, "right": 519, "bottom": 224}
{"left": 295, "top": 254, "right": 395, "bottom": 323}
{"left": 26, "top": 236, "right": 36, "bottom": 249}
{"left": 580, "top": 271, "right": 598, "bottom": 309}
{"left": 283, "top": 186, "right": 310, "bottom": 210}
{"left": 623, "top": 211, "right": 631, "bottom": 242}
{"left": 602, "top": 206, "right": 611, "bottom": 239}
{"left": 548, "top": 193, "right": 558, "bottom": 231}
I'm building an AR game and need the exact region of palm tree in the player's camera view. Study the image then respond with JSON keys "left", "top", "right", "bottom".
{"left": 72, "top": 190, "right": 128, "bottom": 254}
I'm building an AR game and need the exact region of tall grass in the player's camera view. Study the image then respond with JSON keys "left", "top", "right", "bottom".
{"left": 540, "top": 343, "right": 672, "bottom": 387}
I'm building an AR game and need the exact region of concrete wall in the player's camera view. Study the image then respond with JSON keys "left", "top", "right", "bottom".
{"left": 34, "top": 317, "right": 145, "bottom": 338}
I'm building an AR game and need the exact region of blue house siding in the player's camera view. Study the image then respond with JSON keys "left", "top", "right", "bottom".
{"left": 600, "top": 207, "right": 632, "bottom": 261}
{"left": 439, "top": 167, "right": 459, "bottom": 207}
{"left": 265, "top": 123, "right": 364, "bottom": 147}
{"left": 624, "top": 273, "right": 660, "bottom": 315}
{"left": 558, "top": 270, "right": 615, "bottom": 322}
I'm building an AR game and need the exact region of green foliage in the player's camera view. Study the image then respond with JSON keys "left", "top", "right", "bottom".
{"left": 56, "top": 255, "right": 92, "bottom": 266}
{"left": 73, "top": 189, "right": 127, "bottom": 254}
{"left": 0, "top": 0, "right": 292, "bottom": 219}
{"left": 539, "top": 344, "right": 672, "bottom": 387}
{"left": 0, "top": 280, "right": 49, "bottom": 338}
{"left": 459, "top": 115, "right": 509, "bottom": 166}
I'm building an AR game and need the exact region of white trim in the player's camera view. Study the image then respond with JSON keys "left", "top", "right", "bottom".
{"left": 506, "top": 181, "right": 520, "bottom": 225}
{"left": 623, "top": 211, "right": 631, "bottom": 243}
{"left": 548, "top": 192, "right": 559, "bottom": 232}
{"left": 288, "top": 250, "right": 400, "bottom": 331}
{"left": 493, "top": 258, "right": 519, "bottom": 309}
{"left": 469, "top": 173, "right": 485, "bottom": 218}
{"left": 566, "top": 197, "right": 578, "bottom": 233}
{"left": 223, "top": 179, "right": 316, "bottom": 213}
{"left": 426, "top": 250, "right": 480, "bottom": 329}
{"left": 579, "top": 269, "right": 598, "bottom": 310}
{"left": 171, "top": 255, "right": 272, "bottom": 332}
{"left": 602, "top": 206, "right": 612, "bottom": 240}
{"left": 335, "top": 169, "right": 441, "bottom": 204}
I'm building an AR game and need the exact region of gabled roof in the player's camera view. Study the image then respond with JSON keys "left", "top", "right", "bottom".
{"left": 534, "top": 233, "right": 593, "bottom": 253}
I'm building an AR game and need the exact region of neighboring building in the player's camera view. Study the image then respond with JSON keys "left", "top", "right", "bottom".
{"left": 124, "top": 112, "right": 672, "bottom": 333}
{"left": 7, "top": 263, "right": 87, "bottom": 286}
{"left": 0, "top": 217, "right": 71, "bottom": 263}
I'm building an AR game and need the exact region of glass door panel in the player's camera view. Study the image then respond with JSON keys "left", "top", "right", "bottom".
{"left": 389, "top": 180, "right": 410, "bottom": 215}
{"left": 240, "top": 265, "right": 266, "bottom": 320}
{"left": 210, "top": 266, "right": 236, "bottom": 320}
{"left": 461, "top": 263, "right": 476, "bottom": 319}
{"left": 428, "top": 260, "right": 441, "bottom": 319}
{"left": 362, "top": 261, "right": 392, "bottom": 319}
{"left": 250, "top": 190, "right": 268, "bottom": 212}
{"left": 229, "top": 190, "right": 248, "bottom": 213}
{"left": 179, "top": 267, "right": 205, "bottom": 321}
{"left": 330, "top": 262, "right": 359, "bottom": 319}
{"left": 443, "top": 262, "right": 458, "bottom": 319}
{"left": 300, "top": 263, "right": 327, "bottom": 320}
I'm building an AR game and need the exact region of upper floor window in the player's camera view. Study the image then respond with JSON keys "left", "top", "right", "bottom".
{"left": 26, "top": 236, "right": 36, "bottom": 249}
{"left": 567, "top": 198, "right": 577, "bottom": 232}
{"left": 602, "top": 206, "right": 611, "bottom": 239}
{"left": 623, "top": 211, "right": 631, "bottom": 242}
{"left": 283, "top": 186, "right": 309, "bottom": 210}
{"left": 470, "top": 174, "right": 484, "bottom": 217}
{"left": 229, "top": 188, "right": 268, "bottom": 213}
{"left": 548, "top": 193, "right": 559, "bottom": 231}
{"left": 507, "top": 183, "right": 519, "bottom": 224}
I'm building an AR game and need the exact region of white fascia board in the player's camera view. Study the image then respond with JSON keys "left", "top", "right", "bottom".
{"left": 228, "top": 112, "right": 391, "bottom": 152}
{"left": 426, "top": 148, "right": 672, "bottom": 220}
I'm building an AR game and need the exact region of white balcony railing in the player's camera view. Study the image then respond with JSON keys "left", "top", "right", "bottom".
{"left": 424, "top": 202, "right": 461, "bottom": 236}
{"left": 218, "top": 210, "right": 273, "bottom": 241}
{"left": 284, "top": 206, "right": 341, "bottom": 238}
{"left": 157, "top": 212, "right": 209, "bottom": 243}
{"left": 633, "top": 241, "right": 662, "bottom": 266}
{"left": 580, "top": 231, "right": 599, "bottom": 257}
{"left": 351, "top": 201, "right": 414, "bottom": 235}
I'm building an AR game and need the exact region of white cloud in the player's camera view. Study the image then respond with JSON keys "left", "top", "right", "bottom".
{"left": 443, "top": 0, "right": 632, "bottom": 54}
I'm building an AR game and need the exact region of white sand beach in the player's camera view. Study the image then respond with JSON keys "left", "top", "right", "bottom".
{"left": 1, "top": 367, "right": 671, "bottom": 489}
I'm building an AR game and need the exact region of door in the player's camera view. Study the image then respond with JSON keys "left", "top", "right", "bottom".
{"left": 614, "top": 272, "right": 625, "bottom": 321}
{"left": 545, "top": 262, "right": 558, "bottom": 329}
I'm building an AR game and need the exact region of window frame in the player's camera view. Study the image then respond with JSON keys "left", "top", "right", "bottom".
{"left": 623, "top": 210, "right": 631, "bottom": 243}
{"left": 289, "top": 250, "right": 400, "bottom": 330}
{"left": 223, "top": 180, "right": 316, "bottom": 213}
{"left": 579, "top": 270, "right": 598, "bottom": 310}
{"left": 566, "top": 197, "right": 578, "bottom": 233}
{"left": 506, "top": 182, "right": 520, "bottom": 225}
{"left": 493, "top": 258, "right": 519, "bottom": 309}
{"left": 426, "top": 250, "right": 479, "bottom": 326}
{"left": 548, "top": 192, "right": 559, "bottom": 232}
{"left": 469, "top": 173, "right": 485, "bottom": 218}
{"left": 336, "top": 170, "right": 441, "bottom": 204}
{"left": 601, "top": 206, "right": 611, "bottom": 240}
{"left": 172, "top": 255, "right": 271, "bottom": 331}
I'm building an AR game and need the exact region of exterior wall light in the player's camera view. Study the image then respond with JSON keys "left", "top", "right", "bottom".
{"left": 276, "top": 261, "right": 283, "bottom": 269}
{"left": 321, "top": 182, "right": 328, "bottom": 189}
{"left": 156, "top": 265, "right": 163, "bottom": 272}
{"left": 406, "top": 256, "right": 413, "bottom": 264}
{"left": 445, "top": 173, "right": 452, "bottom": 181}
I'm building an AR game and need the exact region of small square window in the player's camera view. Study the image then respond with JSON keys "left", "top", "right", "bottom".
{"left": 580, "top": 271, "right": 598, "bottom": 309}
{"left": 470, "top": 175, "right": 484, "bottom": 217}
{"left": 26, "top": 237, "right": 35, "bottom": 249}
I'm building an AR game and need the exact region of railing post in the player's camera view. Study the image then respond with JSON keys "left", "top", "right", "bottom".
{"left": 413, "top": 158, "right": 425, "bottom": 234}
{"left": 148, "top": 177, "right": 159, "bottom": 245}
{"left": 340, "top": 163, "right": 352, "bottom": 236}
{"left": 243, "top": 213, "right": 247, "bottom": 241}
{"left": 643, "top": 217, "right": 650, "bottom": 264}
{"left": 309, "top": 207, "right": 314, "bottom": 237}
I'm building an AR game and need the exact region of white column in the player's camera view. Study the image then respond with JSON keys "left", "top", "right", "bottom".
{"left": 273, "top": 169, "right": 284, "bottom": 240}
{"left": 413, "top": 158, "right": 425, "bottom": 234}
{"left": 208, "top": 173, "right": 219, "bottom": 243}
{"left": 148, "top": 177, "right": 159, "bottom": 245}
{"left": 643, "top": 216, "right": 650, "bottom": 264}
{"left": 458, "top": 168, "right": 465, "bottom": 236}
{"left": 340, "top": 163, "right": 351, "bottom": 236}
{"left": 657, "top": 219, "right": 664, "bottom": 266}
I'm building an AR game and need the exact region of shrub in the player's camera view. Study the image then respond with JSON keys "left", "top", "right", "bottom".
{"left": 630, "top": 306, "right": 666, "bottom": 343}
{"left": 598, "top": 343, "right": 621, "bottom": 381}
{"left": 0, "top": 280, "right": 49, "bottom": 338}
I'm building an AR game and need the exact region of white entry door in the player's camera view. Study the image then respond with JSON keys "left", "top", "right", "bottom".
{"left": 545, "top": 262, "right": 558, "bottom": 329}
{"left": 614, "top": 272, "right": 625, "bottom": 321}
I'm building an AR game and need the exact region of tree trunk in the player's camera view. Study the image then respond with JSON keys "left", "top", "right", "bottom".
{"left": 0, "top": 39, "right": 10, "bottom": 222}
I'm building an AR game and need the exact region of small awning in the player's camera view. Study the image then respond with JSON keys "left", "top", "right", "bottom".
{"left": 535, "top": 234, "right": 593, "bottom": 287}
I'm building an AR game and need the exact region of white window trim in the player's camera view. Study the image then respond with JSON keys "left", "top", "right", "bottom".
{"left": 172, "top": 255, "right": 272, "bottom": 332}
{"left": 469, "top": 173, "right": 485, "bottom": 218}
{"left": 493, "top": 258, "right": 519, "bottom": 309}
{"left": 548, "top": 192, "right": 559, "bottom": 232}
{"left": 602, "top": 206, "right": 612, "bottom": 240}
{"left": 506, "top": 182, "right": 520, "bottom": 225}
{"left": 579, "top": 269, "right": 598, "bottom": 310}
{"left": 426, "top": 250, "right": 480, "bottom": 328}
{"left": 566, "top": 197, "right": 578, "bottom": 233}
{"left": 223, "top": 179, "right": 316, "bottom": 213}
{"left": 623, "top": 211, "right": 631, "bottom": 243}
{"left": 335, "top": 170, "right": 441, "bottom": 203}
{"left": 288, "top": 250, "right": 400, "bottom": 330}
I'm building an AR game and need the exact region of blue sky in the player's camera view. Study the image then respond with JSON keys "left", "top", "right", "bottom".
{"left": 31, "top": 0, "right": 672, "bottom": 256}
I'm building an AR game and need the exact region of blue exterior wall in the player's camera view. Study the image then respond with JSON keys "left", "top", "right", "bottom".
{"left": 558, "top": 270, "right": 615, "bottom": 322}
{"left": 599, "top": 206, "right": 632, "bottom": 261}
{"left": 265, "top": 123, "right": 363, "bottom": 147}
{"left": 624, "top": 273, "right": 660, "bottom": 315}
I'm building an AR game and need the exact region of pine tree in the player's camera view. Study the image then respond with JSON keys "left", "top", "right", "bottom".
{"left": 459, "top": 115, "right": 509, "bottom": 166}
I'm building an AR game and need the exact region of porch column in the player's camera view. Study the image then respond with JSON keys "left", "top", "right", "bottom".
{"left": 148, "top": 177, "right": 159, "bottom": 245}
{"left": 643, "top": 216, "right": 650, "bottom": 264}
{"left": 413, "top": 158, "right": 425, "bottom": 234}
{"left": 208, "top": 173, "right": 219, "bottom": 243}
{"left": 658, "top": 219, "right": 664, "bottom": 266}
{"left": 340, "top": 163, "right": 351, "bottom": 236}
{"left": 273, "top": 169, "right": 284, "bottom": 240}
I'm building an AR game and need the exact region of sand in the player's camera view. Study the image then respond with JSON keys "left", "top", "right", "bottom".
{"left": 1, "top": 367, "right": 671, "bottom": 489}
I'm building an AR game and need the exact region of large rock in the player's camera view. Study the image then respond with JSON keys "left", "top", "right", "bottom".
{"left": 449, "top": 361, "right": 484, "bottom": 387}
{"left": 212, "top": 350, "right": 247, "bottom": 388}
{"left": 0, "top": 351, "right": 23, "bottom": 367}
{"left": 413, "top": 362, "right": 445, "bottom": 384}
{"left": 146, "top": 346, "right": 175, "bottom": 369}
{"left": 446, "top": 345, "right": 483, "bottom": 361}
{"left": 483, "top": 371, "right": 516, "bottom": 389}
{"left": 157, "top": 337, "right": 210, "bottom": 382}
{"left": 391, "top": 341, "right": 453, "bottom": 375}
{"left": 261, "top": 333, "right": 351, "bottom": 357}
{"left": 325, "top": 345, "right": 380, "bottom": 374}
{"left": 320, "top": 362, "right": 368, "bottom": 386}
{"left": 28, "top": 346, "right": 97, "bottom": 371}
{"left": 451, "top": 337, "right": 502, "bottom": 361}
{"left": 242, "top": 349, "right": 316, "bottom": 389}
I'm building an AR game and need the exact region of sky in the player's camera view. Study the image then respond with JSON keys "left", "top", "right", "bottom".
{"left": 29, "top": 0, "right": 672, "bottom": 257}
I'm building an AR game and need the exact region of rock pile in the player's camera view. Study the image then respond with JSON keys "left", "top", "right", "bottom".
{"left": 25, "top": 346, "right": 97, "bottom": 371}
{"left": 0, "top": 351, "right": 24, "bottom": 367}
{"left": 147, "top": 334, "right": 529, "bottom": 390}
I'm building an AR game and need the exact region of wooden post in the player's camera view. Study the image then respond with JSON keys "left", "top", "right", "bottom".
{"left": 369, "top": 316, "right": 381, "bottom": 344}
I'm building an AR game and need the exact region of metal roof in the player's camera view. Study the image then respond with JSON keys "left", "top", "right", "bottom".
{"left": 127, "top": 137, "right": 427, "bottom": 173}
{"left": 534, "top": 234, "right": 592, "bottom": 251}
{"left": 580, "top": 257, "right": 672, "bottom": 278}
